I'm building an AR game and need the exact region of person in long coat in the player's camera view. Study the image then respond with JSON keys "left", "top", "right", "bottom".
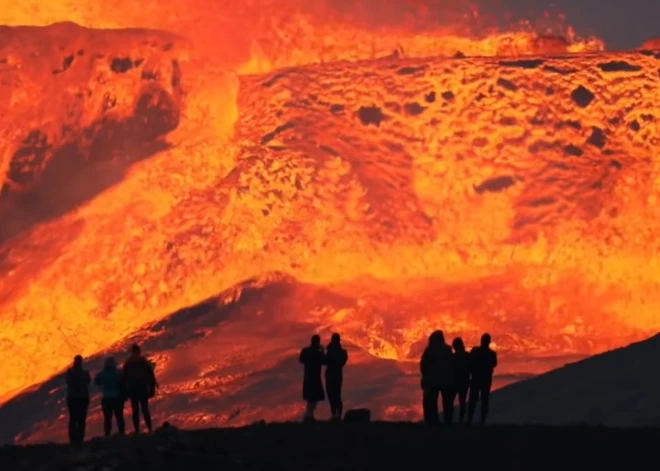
{"left": 299, "top": 334, "right": 326, "bottom": 421}
{"left": 420, "top": 330, "right": 455, "bottom": 425}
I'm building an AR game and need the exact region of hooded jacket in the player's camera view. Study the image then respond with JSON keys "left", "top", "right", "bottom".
{"left": 122, "top": 355, "right": 156, "bottom": 392}
{"left": 94, "top": 361, "right": 124, "bottom": 399}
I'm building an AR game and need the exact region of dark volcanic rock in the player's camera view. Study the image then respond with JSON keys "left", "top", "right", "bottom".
{"left": 1, "top": 423, "right": 659, "bottom": 470}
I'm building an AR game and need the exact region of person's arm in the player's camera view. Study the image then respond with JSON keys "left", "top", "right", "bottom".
{"left": 299, "top": 348, "right": 306, "bottom": 364}
{"left": 468, "top": 348, "right": 477, "bottom": 373}
{"left": 147, "top": 360, "right": 158, "bottom": 387}
{"left": 341, "top": 349, "right": 348, "bottom": 367}
{"left": 493, "top": 351, "right": 498, "bottom": 369}
{"left": 420, "top": 350, "right": 428, "bottom": 375}
{"left": 64, "top": 369, "right": 71, "bottom": 386}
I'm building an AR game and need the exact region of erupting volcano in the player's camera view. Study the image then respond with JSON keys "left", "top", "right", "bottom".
{"left": 0, "top": 0, "right": 659, "bottom": 444}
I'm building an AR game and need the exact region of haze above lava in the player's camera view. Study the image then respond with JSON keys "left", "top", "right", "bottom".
{"left": 0, "top": 0, "right": 659, "bottom": 438}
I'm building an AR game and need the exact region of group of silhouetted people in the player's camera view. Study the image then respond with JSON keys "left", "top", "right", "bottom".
{"left": 299, "top": 333, "right": 349, "bottom": 421}
{"left": 65, "top": 344, "right": 158, "bottom": 444}
{"left": 420, "top": 331, "right": 497, "bottom": 425}
{"left": 299, "top": 331, "right": 497, "bottom": 425}
{"left": 66, "top": 331, "right": 495, "bottom": 443}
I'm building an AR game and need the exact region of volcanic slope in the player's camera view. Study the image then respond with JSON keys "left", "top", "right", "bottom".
{"left": 490, "top": 332, "right": 660, "bottom": 426}
{"left": 0, "top": 273, "right": 543, "bottom": 445}
{"left": 2, "top": 49, "right": 660, "bottom": 406}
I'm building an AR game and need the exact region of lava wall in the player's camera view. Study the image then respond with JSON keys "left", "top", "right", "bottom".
{"left": 0, "top": 23, "right": 188, "bottom": 240}
{"left": 1, "top": 40, "right": 659, "bottom": 410}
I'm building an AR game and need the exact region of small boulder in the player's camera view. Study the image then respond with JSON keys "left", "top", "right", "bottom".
{"left": 343, "top": 409, "right": 371, "bottom": 424}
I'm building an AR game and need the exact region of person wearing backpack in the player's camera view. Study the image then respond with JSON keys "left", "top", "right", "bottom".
{"left": 94, "top": 356, "right": 126, "bottom": 436}
{"left": 122, "top": 344, "right": 157, "bottom": 433}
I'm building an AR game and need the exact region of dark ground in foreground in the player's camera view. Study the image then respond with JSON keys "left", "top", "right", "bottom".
{"left": 2, "top": 422, "right": 659, "bottom": 470}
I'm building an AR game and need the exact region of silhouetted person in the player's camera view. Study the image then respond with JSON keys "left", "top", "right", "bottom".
{"left": 95, "top": 356, "right": 126, "bottom": 436}
{"left": 467, "top": 333, "right": 498, "bottom": 425}
{"left": 122, "top": 344, "right": 157, "bottom": 433}
{"left": 452, "top": 337, "right": 471, "bottom": 424}
{"left": 420, "top": 330, "right": 454, "bottom": 425}
{"left": 325, "top": 333, "right": 348, "bottom": 420}
{"left": 65, "top": 355, "right": 91, "bottom": 444}
{"left": 299, "top": 335, "right": 326, "bottom": 421}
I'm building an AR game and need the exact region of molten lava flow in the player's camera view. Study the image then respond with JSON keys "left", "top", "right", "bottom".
{"left": 0, "top": 0, "right": 659, "bottom": 436}
{"left": 0, "top": 0, "right": 604, "bottom": 74}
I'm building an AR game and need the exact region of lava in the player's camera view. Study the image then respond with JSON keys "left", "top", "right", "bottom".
{"left": 0, "top": 0, "right": 659, "bottom": 442}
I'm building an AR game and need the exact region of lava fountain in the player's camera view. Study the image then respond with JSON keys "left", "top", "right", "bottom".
{"left": 0, "top": 0, "right": 659, "bottom": 443}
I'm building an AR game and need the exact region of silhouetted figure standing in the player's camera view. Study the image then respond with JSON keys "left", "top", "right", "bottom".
{"left": 94, "top": 356, "right": 126, "bottom": 436}
{"left": 420, "top": 330, "right": 454, "bottom": 425}
{"left": 452, "top": 337, "right": 471, "bottom": 424}
{"left": 299, "top": 335, "right": 326, "bottom": 421}
{"left": 325, "top": 333, "right": 348, "bottom": 420}
{"left": 122, "top": 344, "right": 157, "bottom": 433}
{"left": 65, "top": 355, "right": 91, "bottom": 445}
{"left": 467, "top": 333, "right": 498, "bottom": 425}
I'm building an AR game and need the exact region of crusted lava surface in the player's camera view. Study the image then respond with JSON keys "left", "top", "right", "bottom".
{"left": 1, "top": 27, "right": 660, "bottom": 440}
{"left": 0, "top": 22, "right": 187, "bottom": 240}
{"left": 1, "top": 423, "right": 660, "bottom": 470}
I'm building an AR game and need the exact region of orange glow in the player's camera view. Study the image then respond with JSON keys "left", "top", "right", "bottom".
{"left": 1, "top": 0, "right": 660, "bottom": 434}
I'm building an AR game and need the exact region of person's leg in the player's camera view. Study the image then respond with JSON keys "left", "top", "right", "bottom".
{"left": 336, "top": 377, "right": 343, "bottom": 418}
{"left": 467, "top": 383, "right": 480, "bottom": 426}
{"left": 328, "top": 378, "right": 342, "bottom": 419}
{"left": 325, "top": 380, "right": 336, "bottom": 418}
{"left": 458, "top": 385, "right": 468, "bottom": 424}
{"left": 114, "top": 398, "right": 126, "bottom": 435}
{"left": 441, "top": 388, "right": 454, "bottom": 425}
{"left": 79, "top": 398, "right": 89, "bottom": 443}
{"left": 140, "top": 395, "right": 152, "bottom": 431}
{"left": 304, "top": 401, "right": 317, "bottom": 420}
{"left": 101, "top": 398, "right": 113, "bottom": 437}
{"left": 71, "top": 399, "right": 85, "bottom": 444}
{"left": 130, "top": 395, "right": 141, "bottom": 433}
{"left": 480, "top": 383, "right": 491, "bottom": 424}
{"left": 422, "top": 388, "right": 439, "bottom": 425}
{"left": 66, "top": 398, "right": 76, "bottom": 444}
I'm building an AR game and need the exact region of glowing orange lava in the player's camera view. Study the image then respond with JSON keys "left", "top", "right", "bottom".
{"left": 1, "top": 0, "right": 659, "bottom": 439}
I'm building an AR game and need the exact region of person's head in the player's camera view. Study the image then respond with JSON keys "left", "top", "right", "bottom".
{"left": 428, "top": 330, "right": 445, "bottom": 347}
{"left": 311, "top": 335, "right": 321, "bottom": 347}
{"left": 330, "top": 333, "right": 341, "bottom": 345}
{"left": 104, "top": 356, "right": 116, "bottom": 369}
{"left": 452, "top": 337, "right": 465, "bottom": 353}
{"left": 131, "top": 344, "right": 141, "bottom": 356}
{"left": 481, "top": 333, "right": 492, "bottom": 348}
{"left": 73, "top": 355, "right": 83, "bottom": 368}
